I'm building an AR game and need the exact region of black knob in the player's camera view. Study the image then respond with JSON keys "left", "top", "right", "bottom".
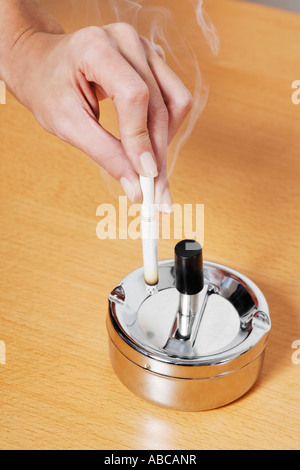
{"left": 175, "top": 239, "right": 204, "bottom": 295}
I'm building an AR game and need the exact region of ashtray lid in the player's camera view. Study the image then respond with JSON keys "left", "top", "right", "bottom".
{"left": 108, "top": 260, "right": 271, "bottom": 378}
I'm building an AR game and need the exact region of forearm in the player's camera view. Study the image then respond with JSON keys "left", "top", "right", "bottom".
{"left": 0, "top": 0, "right": 64, "bottom": 82}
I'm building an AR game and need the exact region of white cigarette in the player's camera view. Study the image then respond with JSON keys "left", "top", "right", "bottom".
{"left": 140, "top": 176, "right": 159, "bottom": 294}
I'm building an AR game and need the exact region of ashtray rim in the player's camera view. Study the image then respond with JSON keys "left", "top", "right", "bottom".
{"left": 108, "top": 259, "right": 271, "bottom": 379}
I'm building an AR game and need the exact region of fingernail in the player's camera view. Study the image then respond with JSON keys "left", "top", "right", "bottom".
{"left": 140, "top": 152, "right": 158, "bottom": 177}
{"left": 120, "top": 177, "right": 136, "bottom": 203}
{"left": 160, "top": 187, "right": 173, "bottom": 213}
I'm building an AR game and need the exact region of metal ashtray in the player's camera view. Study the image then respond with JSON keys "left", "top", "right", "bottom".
{"left": 107, "top": 240, "right": 271, "bottom": 411}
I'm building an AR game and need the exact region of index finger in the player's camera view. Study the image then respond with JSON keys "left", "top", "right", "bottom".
{"left": 77, "top": 27, "right": 158, "bottom": 179}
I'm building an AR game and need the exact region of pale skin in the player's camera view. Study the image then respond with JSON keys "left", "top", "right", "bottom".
{"left": 0, "top": 0, "right": 193, "bottom": 206}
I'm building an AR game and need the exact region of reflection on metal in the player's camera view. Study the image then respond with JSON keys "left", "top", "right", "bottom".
{"left": 107, "top": 260, "right": 271, "bottom": 411}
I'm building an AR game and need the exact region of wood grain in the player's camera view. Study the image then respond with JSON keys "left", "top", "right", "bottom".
{"left": 0, "top": 0, "right": 299, "bottom": 450}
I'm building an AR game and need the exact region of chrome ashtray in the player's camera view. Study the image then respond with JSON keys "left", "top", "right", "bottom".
{"left": 107, "top": 240, "right": 271, "bottom": 411}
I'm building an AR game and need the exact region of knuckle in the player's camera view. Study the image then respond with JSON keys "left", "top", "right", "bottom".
{"left": 177, "top": 90, "right": 194, "bottom": 115}
{"left": 110, "top": 23, "right": 142, "bottom": 51}
{"left": 126, "top": 128, "right": 150, "bottom": 144}
{"left": 114, "top": 22, "right": 138, "bottom": 37}
{"left": 74, "top": 26, "right": 106, "bottom": 46}
{"left": 123, "top": 81, "right": 149, "bottom": 105}
{"left": 170, "top": 90, "right": 193, "bottom": 118}
{"left": 72, "top": 26, "right": 113, "bottom": 66}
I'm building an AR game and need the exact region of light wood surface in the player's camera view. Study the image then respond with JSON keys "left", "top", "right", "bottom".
{"left": 1, "top": 0, "right": 299, "bottom": 450}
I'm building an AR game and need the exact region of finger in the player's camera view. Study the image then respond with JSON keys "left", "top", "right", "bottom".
{"left": 106, "top": 24, "right": 169, "bottom": 177}
{"left": 140, "top": 36, "right": 193, "bottom": 144}
{"left": 151, "top": 43, "right": 166, "bottom": 62}
{"left": 76, "top": 26, "right": 158, "bottom": 179}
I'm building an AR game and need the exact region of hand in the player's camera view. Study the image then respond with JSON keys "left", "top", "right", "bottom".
{"left": 6, "top": 23, "right": 193, "bottom": 204}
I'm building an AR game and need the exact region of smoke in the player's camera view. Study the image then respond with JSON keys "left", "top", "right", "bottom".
{"left": 191, "top": 0, "right": 220, "bottom": 55}
{"left": 66, "top": 0, "right": 220, "bottom": 192}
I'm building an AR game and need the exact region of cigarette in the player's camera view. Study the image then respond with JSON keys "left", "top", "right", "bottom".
{"left": 140, "top": 176, "right": 159, "bottom": 294}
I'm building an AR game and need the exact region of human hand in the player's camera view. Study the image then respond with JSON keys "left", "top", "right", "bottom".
{"left": 5, "top": 23, "right": 193, "bottom": 205}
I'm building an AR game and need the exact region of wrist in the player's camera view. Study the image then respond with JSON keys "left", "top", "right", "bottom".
{"left": 3, "top": 30, "right": 65, "bottom": 112}
{"left": 0, "top": 0, "right": 64, "bottom": 96}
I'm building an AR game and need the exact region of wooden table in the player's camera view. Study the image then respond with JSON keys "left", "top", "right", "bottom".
{"left": 0, "top": 0, "right": 299, "bottom": 450}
